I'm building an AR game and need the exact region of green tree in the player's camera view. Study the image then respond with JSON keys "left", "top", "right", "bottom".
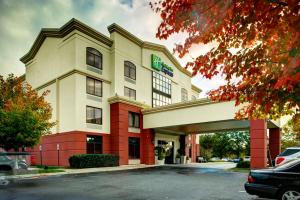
{"left": 0, "top": 74, "right": 54, "bottom": 151}
{"left": 199, "top": 134, "right": 215, "bottom": 160}
{"left": 227, "top": 131, "right": 250, "bottom": 158}
{"left": 281, "top": 119, "right": 300, "bottom": 151}
{"left": 212, "top": 133, "right": 232, "bottom": 159}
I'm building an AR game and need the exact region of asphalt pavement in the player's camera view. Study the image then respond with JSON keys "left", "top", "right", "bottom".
{"left": 0, "top": 165, "right": 268, "bottom": 200}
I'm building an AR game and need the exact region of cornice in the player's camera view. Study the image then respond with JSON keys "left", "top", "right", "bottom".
{"left": 20, "top": 18, "right": 113, "bottom": 64}
{"left": 107, "top": 24, "right": 192, "bottom": 78}
{"left": 142, "top": 98, "right": 214, "bottom": 114}
{"left": 107, "top": 95, "right": 150, "bottom": 109}
{"left": 192, "top": 84, "right": 202, "bottom": 93}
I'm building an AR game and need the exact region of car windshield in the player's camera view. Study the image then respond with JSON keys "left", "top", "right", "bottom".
{"left": 279, "top": 148, "right": 300, "bottom": 156}
{"left": 274, "top": 159, "right": 300, "bottom": 170}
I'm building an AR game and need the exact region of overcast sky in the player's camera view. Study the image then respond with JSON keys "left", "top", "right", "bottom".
{"left": 0, "top": 0, "right": 226, "bottom": 97}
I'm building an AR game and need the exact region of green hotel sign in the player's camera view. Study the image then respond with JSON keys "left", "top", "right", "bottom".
{"left": 151, "top": 54, "right": 174, "bottom": 77}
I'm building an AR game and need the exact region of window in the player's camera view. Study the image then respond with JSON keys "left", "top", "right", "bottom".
{"left": 124, "top": 87, "right": 136, "bottom": 100}
{"left": 86, "top": 77, "right": 102, "bottom": 97}
{"left": 279, "top": 149, "right": 300, "bottom": 156}
{"left": 86, "top": 135, "right": 102, "bottom": 154}
{"left": 129, "top": 112, "right": 140, "bottom": 128}
{"left": 152, "top": 72, "right": 172, "bottom": 107}
{"left": 191, "top": 95, "right": 197, "bottom": 100}
{"left": 86, "top": 106, "right": 102, "bottom": 125}
{"left": 86, "top": 47, "right": 102, "bottom": 69}
{"left": 124, "top": 61, "right": 136, "bottom": 80}
{"left": 129, "top": 137, "right": 140, "bottom": 159}
{"left": 181, "top": 88, "right": 188, "bottom": 102}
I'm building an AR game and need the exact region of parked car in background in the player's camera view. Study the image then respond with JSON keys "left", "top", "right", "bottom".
{"left": 244, "top": 156, "right": 251, "bottom": 162}
{"left": 245, "top": 158, "right": 300, "bottom": 199}
{"left": 233, "top": 158, "right": 241, "bottom": 163}
{"left": 275, "top": 147, "right": 300, "bottom": 166}
{"left": 0, "top": 155, "right": 28, "bottom": 171}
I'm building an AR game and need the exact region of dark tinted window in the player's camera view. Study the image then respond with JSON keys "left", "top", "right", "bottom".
{"left": 275, "top": 159, "right": 300, "bottom": 171}
{"left": 279, "top": 149, "right": 300, "bottom": 156}
{"left": 128, "top": 112, "right": 140, "bottom": 128}
{"left": 86, "top": 106, "right": 102, "bottom": 125}
{"left": 86, "top": 135, "right": 102, "bottom": 154}
{"left": 129, "top": 137, "right": 140, "bottom": 159}
{"left": 86, "top": 47, "right": 102, "bottom": 69}
{"left": 124, "top": 61, "right": 136, "bottom": 80}
{"left": 86, "top": 77, "right": 102, "bottom": 97}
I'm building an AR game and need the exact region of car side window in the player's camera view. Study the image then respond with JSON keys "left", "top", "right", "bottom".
{"left": 279, "top": 149, "right": 300, "bottom": 156}
{"left": 289, "top": 163, "right": 300, "bottom": 173}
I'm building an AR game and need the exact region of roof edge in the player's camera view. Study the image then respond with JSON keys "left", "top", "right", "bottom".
{"left": 107, "top": 24, "right": 192, "bottom": 78}
{"left": 192, "top": 84, "right": 202, "bottom": 93}
{"left": 20, "top": 18, "right": 113, "bottom": 64}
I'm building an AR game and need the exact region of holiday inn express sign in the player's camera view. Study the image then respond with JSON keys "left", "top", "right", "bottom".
{"left": 151, "top": 54, "right": 174, "bottom": 77}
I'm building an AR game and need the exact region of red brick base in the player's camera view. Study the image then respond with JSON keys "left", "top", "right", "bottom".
{"left": 28, "top": 131, "right": 110, "bottom": 166}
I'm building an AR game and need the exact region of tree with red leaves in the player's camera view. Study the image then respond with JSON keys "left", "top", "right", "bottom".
{"left": 150, "top": 0, "right": 300, "bottom": 132}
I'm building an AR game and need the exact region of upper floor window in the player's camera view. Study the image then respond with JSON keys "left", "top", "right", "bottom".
{"left": 86, "top": 47, "right": 102, "bottom": 69}
{"left": 124, "top": 87, "right": 136, "bottom": 100}
{"left": 124, "top": 61, "right": 136, "bottom": 80}
{"left": 181, "top": 88, "right": 188, "bottom": 102}
{"left": 86, "top": 106, "right": 102, "bottom": 125}
{"left": 86, "top": 77, "right": 102, "bottom": 97}
{"left": 128, "top": 112, "right": 140, "bottom": 128}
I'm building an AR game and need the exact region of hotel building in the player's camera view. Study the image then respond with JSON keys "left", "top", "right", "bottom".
{"left": 21, "top": 19, "right": 201, "bottom": 166}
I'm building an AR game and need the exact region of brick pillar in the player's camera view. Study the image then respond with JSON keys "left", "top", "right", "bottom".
{"left": 110, "top": 103, "right": 129, "bottom": 165}
{"left": 140, "top": 129, "right": 155, "bottom": 165}
{"left": 269, "top": 128, "right": 281, "bottom": 160}
{"left": 250, "top": 119, "right": 268, "bottom": 169}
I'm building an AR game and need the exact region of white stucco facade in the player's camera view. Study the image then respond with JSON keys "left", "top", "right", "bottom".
{"left": 22, "top": 19, "right": 201, "bottom": 136}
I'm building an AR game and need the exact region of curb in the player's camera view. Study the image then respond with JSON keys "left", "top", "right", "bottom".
{"left": 2, "top": 165, "right": 158, "bottom": 181}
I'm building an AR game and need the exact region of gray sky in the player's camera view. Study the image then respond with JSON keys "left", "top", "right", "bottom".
{"left": 0, "top": 0, "right": 225, "bottom": 97}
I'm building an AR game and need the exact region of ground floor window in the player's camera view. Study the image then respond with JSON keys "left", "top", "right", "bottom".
{"left": 129, "top": 137, "right": 140, "bottom": 159}
{"left": 87, "top": 135, "right": 102, "bottom": 154}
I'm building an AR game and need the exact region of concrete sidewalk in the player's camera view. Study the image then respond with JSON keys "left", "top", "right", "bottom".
{"left": 165, "top": 162, "right": 237, "bottom": 169}
{"left": 2, "top": 164, "right": 156, "bottom": 180}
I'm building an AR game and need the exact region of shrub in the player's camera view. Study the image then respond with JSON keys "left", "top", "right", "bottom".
{"left": 69, "top": 154, "right": 119, "bottom": 168}
{"left": 236, "top": 160, "right": 250, "bottom": 168}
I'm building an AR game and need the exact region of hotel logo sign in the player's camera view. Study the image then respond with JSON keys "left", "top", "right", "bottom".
{"left": 151, "top": 54, "right": 174, "bottom": 77}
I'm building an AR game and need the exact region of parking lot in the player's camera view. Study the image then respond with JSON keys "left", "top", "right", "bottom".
{"left": 0, "top": 164, "right": 270, "bottom": 200}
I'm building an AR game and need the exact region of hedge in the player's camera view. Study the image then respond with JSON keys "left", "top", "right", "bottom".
{"left": 236, "top": 160, "right": 250, "bottom": 168}
{"left": 69, "top": 154, "right": 119, "bottom": 168}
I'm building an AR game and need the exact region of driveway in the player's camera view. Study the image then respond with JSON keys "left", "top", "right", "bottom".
{"left": 1, "top": 165, "right": 267, "bottom": 200}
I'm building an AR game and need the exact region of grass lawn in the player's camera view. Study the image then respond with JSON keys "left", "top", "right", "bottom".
{"left": 34, "top": 166, "right": 65, "bottom": 174}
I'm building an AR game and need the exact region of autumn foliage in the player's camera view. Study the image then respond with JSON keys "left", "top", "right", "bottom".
{"left": 150, "top": 0, "right": 300, "bottom": 130}
{"left": 0, "top": 74, "right": 54, "bottom": 150}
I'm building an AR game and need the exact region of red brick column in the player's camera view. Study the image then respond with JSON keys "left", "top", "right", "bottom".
{"left": 269, "top": 128, "right": 281, "bottom": 160}
{"left": 250, "top": 119, "right": 268, "bottom": 169}
{"left": 140, "top": 129, "right": 155, "bottom": 165}
{"left": 110, "top": 103, "right": 129, "bottom": 165}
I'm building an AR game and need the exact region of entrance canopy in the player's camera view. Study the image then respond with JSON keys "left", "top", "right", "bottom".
{"left": 142, "top": 99, "right": 280, "bottom": 134}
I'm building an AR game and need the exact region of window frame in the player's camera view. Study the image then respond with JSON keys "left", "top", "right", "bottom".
{"left": 124, "top": 87, "right": 136, "bottom": 100}
{"left": 152, "top": 72, "right": 172, "bottom": 107}
{"left": 86, "top": 77, "right": 103, "bottom": 97}
{"left": 124, "top": 61, "right": 136, "bottom": 80}
{"left": 181, "top": 88, "right": 188, "bottom": 102}
{"left": 86, "top": 47, "right": 103, "bottom": 70}
{"left": 128, "top": 112, "right": 140, "bottom": 128}
{"left": 86, "top": 106, "right": 102, "bottom": 125}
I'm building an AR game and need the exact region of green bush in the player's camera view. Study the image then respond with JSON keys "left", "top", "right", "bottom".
{"left": 69, "top": 154, "right": 119, "bottom": 168}
{"left": 236, "top": 160, "right": 250, "bottom": 168}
